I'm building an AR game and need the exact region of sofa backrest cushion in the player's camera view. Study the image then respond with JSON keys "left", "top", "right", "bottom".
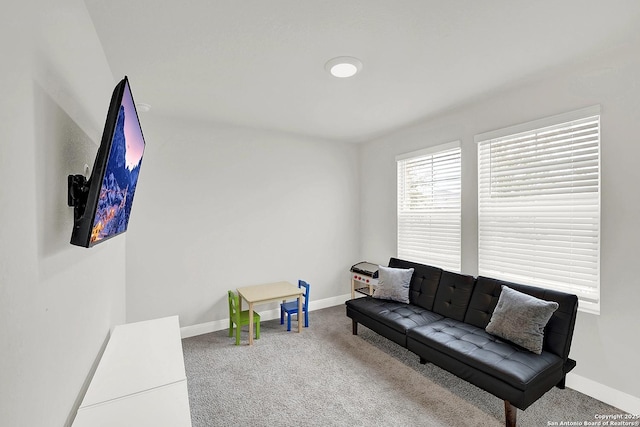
{"left": 388, "top": 257, "right": 442, "bottom": 311}
{"left": 464, "top": 277, "right": 502, "bottom": 328}
{"left": 465, "top": 276, "right": 578, "bottom": 360}
{"left": 431, "top": 271, "right": 476, "bottom": 321}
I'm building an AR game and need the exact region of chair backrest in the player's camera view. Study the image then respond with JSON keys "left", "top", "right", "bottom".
{"left": 228, "top": 290, "right": 239, "bottom": 320}
{"left": 298, "top": 280, "right": 310, "bottom": 310}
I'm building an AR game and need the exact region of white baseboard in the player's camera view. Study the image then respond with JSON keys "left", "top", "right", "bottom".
{"left": 180, "top": 319, "right": 229, "bottom": 339}
{"left": 566, "top": 373, "right": 640, "bottom": 415}
{"left": 181, "top": 297, "right": 640, "bottom": 416}
{"left": 180, "top": 293, "right": 352, "bottom": 339}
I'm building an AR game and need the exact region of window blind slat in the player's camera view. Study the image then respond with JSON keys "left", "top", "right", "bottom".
{"left": 398, "top": 143, "right": 461, "bottom": 272}
{"left": 477, "top": 111, "right": 600, "bottom": 314}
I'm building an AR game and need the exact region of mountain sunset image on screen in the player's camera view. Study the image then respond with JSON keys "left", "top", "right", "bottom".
{"left": 90, "top": 81, "right": 145, "bottom": 243}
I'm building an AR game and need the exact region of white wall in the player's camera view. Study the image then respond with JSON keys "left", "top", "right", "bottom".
{"left": 359, "top": 40, "right": 640, "bottom": 412}
{"left": 125, "top": 116, "right": 360, "bottom": 326}
{"left": 0, "top": 1, "right": 127, "bottom": 426}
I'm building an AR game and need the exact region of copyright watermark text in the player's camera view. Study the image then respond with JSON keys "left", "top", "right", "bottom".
{"left": 547, "top": 414, "right": 640, "bottom": 426}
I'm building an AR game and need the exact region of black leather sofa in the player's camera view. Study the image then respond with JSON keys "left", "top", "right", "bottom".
{"left": 345, "top": 257, "right": 578, "bottom": 427}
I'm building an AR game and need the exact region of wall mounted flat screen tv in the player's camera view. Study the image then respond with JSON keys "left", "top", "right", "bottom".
{"left": 68, "top": 76, "right": 145, "bottom": 248}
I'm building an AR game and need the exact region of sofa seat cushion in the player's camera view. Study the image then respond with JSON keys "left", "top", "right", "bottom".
{"left": 346, "top": 297, "right": 443, "bottom": 333}
{"left": 407, "top": 318, "right": 563, "bottom": 390}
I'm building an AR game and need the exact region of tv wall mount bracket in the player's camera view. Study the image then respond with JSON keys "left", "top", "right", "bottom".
{"left": 68, "top": 174, "right": 90, "bottom": 221}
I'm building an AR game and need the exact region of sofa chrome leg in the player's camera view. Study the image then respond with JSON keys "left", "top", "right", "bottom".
{"left": 352, "top": 320, "right": 358, "bottom": 335}
{"left": 505, "top": 401, "right": 517, "bottom": 427}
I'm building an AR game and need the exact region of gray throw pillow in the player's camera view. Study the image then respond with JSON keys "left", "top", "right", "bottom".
{"left": 372, "top": 266, "right": 414, "bottom": 304}
{"left": 485, "top": 285, "right": 559, "bottom": 354}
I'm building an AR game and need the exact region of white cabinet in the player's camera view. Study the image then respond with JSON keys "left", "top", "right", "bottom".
{"left": 73, "top": 316, "right": 192, "bottom": 427}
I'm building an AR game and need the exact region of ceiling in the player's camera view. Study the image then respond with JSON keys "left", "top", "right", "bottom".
{"left": 85, "top": 1, "right": 640, "bottom": 143}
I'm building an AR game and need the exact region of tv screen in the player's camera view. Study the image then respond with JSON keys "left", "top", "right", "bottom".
{"left": 68, "top": 76, "right": 146, "bottom": 247}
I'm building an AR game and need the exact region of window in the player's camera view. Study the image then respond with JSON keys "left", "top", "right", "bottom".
{"left": 397, "top": 141, "right": 461, "bottom": 272}
{"left": 476, "top": 106, "right": 601, "bottom": 314}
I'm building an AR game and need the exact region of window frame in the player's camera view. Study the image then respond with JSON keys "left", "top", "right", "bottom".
{"left": 396, "top": 141, "right": 462, "bottom": 272}
{"left": 475, "top": 105, "right": 601, "bottom": 314}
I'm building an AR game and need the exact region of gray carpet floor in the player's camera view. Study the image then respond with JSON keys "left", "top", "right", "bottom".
{"left": 182, "top": 305, "right": 623, "bottom": 426}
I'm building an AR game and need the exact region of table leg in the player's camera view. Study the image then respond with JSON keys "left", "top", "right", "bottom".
{"left": 248, "top": 302, "right": 254, "bottom": 345}
{"left": 298, "top": 296, "right": 303, "bottom": 333}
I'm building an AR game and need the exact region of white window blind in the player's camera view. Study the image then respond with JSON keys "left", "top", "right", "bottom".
{"left": 476, "top": 106, "right": 601, "bottom": 314}
{"left": 397, "top": 141, "right": 461, "bottom": 272}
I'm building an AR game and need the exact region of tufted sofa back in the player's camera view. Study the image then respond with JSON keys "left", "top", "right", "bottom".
{"left": 388, "top": 258, "right": 474, "bottom": 320}
{"left": 432, "top": 271, "right": 476, "bottom": 321}
{"left": 386, "top": 258, "right": 578, "bottom": 361}
{"left": 389, "top": 257, "right": 442, "bottom": 310}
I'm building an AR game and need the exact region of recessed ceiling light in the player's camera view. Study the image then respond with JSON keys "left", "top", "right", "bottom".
{"left": 325, "top": 56, "right": 363, "bottom": 78}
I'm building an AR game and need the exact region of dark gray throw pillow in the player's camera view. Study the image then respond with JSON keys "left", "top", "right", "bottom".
{"left": 485, "top": 285, "right": 559, "bottom": 354}
{"left": 372, "top": 266, "right": 414, "bottom": 304}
